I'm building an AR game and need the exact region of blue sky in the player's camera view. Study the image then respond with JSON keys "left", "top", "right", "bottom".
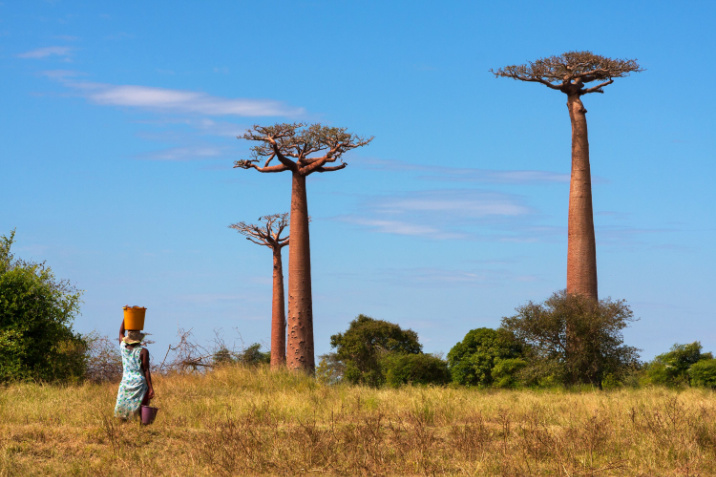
{"left": 2, "top": 1, "right": 715, "bottom": 361}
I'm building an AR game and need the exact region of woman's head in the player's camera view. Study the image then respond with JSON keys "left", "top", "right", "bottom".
{"left": 124, "top": 330, "right": 146, "bottom": 345}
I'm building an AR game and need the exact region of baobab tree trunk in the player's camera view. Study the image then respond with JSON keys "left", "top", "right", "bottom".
{"left": 270, "top": 247, "right": 286, "bottom": 369}
{"left": 566, "top": 95, "right": 598, "bottom": 301}
{"left": 287, "top": 173, "right": 315, "bottom": 372}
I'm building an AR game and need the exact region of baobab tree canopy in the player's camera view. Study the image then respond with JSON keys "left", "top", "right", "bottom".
{"left": 229, "top": 213, "right": 290, "bottom": 250}
{"left": 234, "top": 123, "right": 373, "bottom": 176}
{"left": 491, "top": 51, "right": 642, "bottom": 96}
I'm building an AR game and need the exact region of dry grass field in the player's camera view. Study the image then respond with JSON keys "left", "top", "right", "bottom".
{"left": 1, "top": 365, "right": 715, "bottom": 476}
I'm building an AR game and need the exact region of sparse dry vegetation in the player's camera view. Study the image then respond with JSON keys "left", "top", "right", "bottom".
{"left": 1, "top": 365, "right": 715, "bottom": 476}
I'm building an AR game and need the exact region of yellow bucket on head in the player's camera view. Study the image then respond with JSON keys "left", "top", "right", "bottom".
{"left": 123, "top": 306, "right": 147, "bottom": 330}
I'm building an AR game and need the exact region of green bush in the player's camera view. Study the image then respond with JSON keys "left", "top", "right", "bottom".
{"left": 447, "top": 327, "right": 524, "bottom": 387}
{"left": 501, "top": 290, "right": 639, "bottom": 387}
{"left": 236, "top": 343, "right": 270, "bottom": 366}
{"left": 381, "top": 353, "right": 450, "bottom": 387}
{"left": 330, "top": 315, "right": 421, "bottom": 387}
{"left": 0, "top": 230, "right": 86, "bottom": 382}
{"left": 646, "top": 342, "right": 712, "bottom": 387}
{"left": 688, "top": 359, "right": 716, "bottom": 388}
{"left": 212, "top": 343, "right": 270, "bottom": 367}
{"left": 492, "top": 358, "right": 528, "bottom": 388}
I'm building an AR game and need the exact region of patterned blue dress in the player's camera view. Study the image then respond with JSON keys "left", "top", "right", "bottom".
{"left": 114, "top": 342, "right": 148, "bottom": 419}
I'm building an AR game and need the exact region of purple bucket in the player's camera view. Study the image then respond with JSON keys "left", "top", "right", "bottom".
{"left": 141, "top": 405, "right": 158, "bottom": 425}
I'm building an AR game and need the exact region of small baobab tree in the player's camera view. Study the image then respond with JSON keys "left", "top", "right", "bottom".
{"left": 230, "top": 213, "right": 289, "bottom": 369}
{"left": 235, "top": 123, "right": 373, "bottom": 373}
{"left": 492, "top": 51, "right": 642, "bottom": 301}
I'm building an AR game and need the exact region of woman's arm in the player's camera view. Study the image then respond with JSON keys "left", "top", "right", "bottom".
{"left": 118, "top": 319, "right": 126, "bottom": 345}
{"left": 140, "top": 348, "right": 155, "bottom": 400}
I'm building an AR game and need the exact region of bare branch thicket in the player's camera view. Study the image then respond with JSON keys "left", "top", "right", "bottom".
{"left": 156, "top": 328, "right": 214, "bottom": 373}
{"left": 83, "top": 328, "right": 270, "bottom": 381}
{"left": 84, "top": 332, "right": 123, "bottom": 383}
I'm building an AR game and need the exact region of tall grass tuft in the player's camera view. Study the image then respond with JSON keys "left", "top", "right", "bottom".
{"left": 1, "top": 365, "right": 715, "bottom": 475}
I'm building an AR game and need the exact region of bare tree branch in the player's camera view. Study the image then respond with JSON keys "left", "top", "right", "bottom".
{"left": 233, "top": 160, "right": 290, "bottom": 173}
{"left": 315, "top": 163, "right": 348, "bottom": 173}
{"left": 583, "top": 78, "right": 614, "bottom": 94}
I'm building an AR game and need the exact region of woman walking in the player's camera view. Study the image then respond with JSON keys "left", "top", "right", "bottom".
{"left": 115, "top": 319, "right": 154, "bottom": 419}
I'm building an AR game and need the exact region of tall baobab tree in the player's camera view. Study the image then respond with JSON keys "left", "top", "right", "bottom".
{"left": 235, "top": 123, "right": 372, "bottom": 373}
{"left": 230, "top": 213, "right": 289, "bottom": 369}
{"left": 492, "top": 51, "right": 642, "bottom": 300}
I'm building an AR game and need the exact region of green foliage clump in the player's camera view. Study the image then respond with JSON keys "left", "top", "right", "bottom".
{"left": 688, "top": 359, "right": 716, "bottom": 388}
{"left": 447, "top": 327, "right": 524, "bottom": 387}
{"left": 646, "top": 342, "right": 713, "bottom": 387}
{"left": 0, "top": 230, "right": 86, "bottom": 382}
{"left": 212, "top": 343, "right": 270, "bottom": 367}
{"left": 491, "top": 358, "right": 528, "bottom": 388}
{"left": 501, "top": 290, "right": 639, "bottom": 388}
{"left": 329, "top": 314, "right": 430, "bottom": 387}
{"left": 381, "top": 353, "right": 450, "bottom": 387}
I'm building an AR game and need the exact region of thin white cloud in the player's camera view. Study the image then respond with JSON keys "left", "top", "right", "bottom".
{"left": 375, "top": 190, "right": 532, "bottom": 218}
{"left": 137, "top": 146, "right": 227, "bottom": 161}
{"left": 374, "top": 266, "right": 541, "bottom": 288}
{"left": 18, "top": 46, "right": 72, "bottom": 59}
{"left": 359, "top": 158, "right": 570, "bottom": 185}
{"left": 41, "top": 69, "right": 83, "bottom": 80}
{"left": 343, "top": 217, "right": 466, "bottom": 240}
{"left": 333, "top": 189, "right": 539, "bottom": 241}
{"left": 68, "top": 82, "right": 304, "bottom": 117}
{"left": 134, "top": 117, "right": 246, "bottom": 138}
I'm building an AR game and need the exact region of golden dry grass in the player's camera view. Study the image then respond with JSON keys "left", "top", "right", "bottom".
{"left": 1, "top": 366, "right": 715, "bottom": 476}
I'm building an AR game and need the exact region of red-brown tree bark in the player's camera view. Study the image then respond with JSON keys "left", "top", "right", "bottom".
{"left": 271, "top": 246, "right": 286, "bottom": 367}
{"left": 287, "top": 173, "right": 313, "bottom": 370}
{"left": 566, "top": 94, "right": 598, "bottom": 300}
{"left": 492, "top": 51, "right": 641, "bottom": 301}
{"left": 230, "top": 213, "right": 289, "bottom": 369}
{"left": 235, "top": 124, "right": 372, "bottom": 373}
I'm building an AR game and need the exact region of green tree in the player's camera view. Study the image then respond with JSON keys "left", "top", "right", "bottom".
{"left": 447, "top": 327, "right": 524, "bottom": 387}
{"left": 381, "top": 353, "right": 450, "bottom": 387}
{"left": 501, "top": 290, "right": 639, "bottom": 387}
{"left": 0, "top": 230, "right": 86, "bottom": 382}
{"left": 646, "top": 342, "right": 713, "bottom": 386}
{"left": 329, "top": 314, "right": 421, "bottom": 387}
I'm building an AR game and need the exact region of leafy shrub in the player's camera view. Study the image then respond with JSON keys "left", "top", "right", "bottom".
{"left": 212, "top": 343, "right": 270, "bottom": 367}
{"left": 381, "top": 353, "right": 450, "bottom": 387}
{"left": 316, "top": 352, "right": 345, "bottom": 385}
{"left": 501, "top": 290, "right": 639, "bottom": 387}
{"left": 0, "top": 230, "right": 86, "bottom": 382}
{"left": 330, "top": 315, "right": 421, "bottom": 387}
{"left": 688, "top": 359, "right": 716, "bottom": 388}
{"left": 212, "top": 347, "right": 235, "bottom": 366}
{"left": 235, "top": 343, "right": 270, "bottom": 366}
{"left": 447, "top": 327, "right": 524, "bottom": 387}
{"left": 646, "top": 342, "right": 712, "bottom": 387}
{"left": 492, "top": 358, "right": 528, "bottom": 388}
